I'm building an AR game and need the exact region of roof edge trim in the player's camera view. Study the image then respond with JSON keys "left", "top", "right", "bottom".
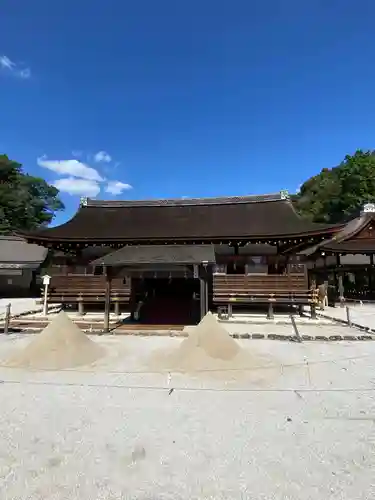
{"left": 85, "top": 192, "right": 284, "bottom": 208}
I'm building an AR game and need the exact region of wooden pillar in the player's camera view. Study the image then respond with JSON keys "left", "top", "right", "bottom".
{"left": 369, "top": 255, "right": 374, "bottom": 295}
{"left": 205, "top": 274, "right": 209, "bottom": 314}
{"left": 129, "top": 277, "right": 136, "bottom": 321}
{"left": 310, "top": 302, "right": 317, "bottom": 319}
{"left": 369, "top": 269, "right": 372, "bottom": 292}
{"left": 333, "top": 271, "right": 338, "bottom": 289}
{"left": 285, "top": 255, "right": 290, "bottom": 276}
{"left": 338, "top": 274, "right": 345, "bottom": 307}
{"left": 200, "top": 277, "right": 206, "bottom": 319}
{"left": 199, "top": 263, "right": 210, "bottom": 320}
{"left": 114, "top": 297, "right": 120, "bottom": 316}
{"left": 267, "top": 301, "right": 274, "bottom": 320}
{"left": 78, "top": 296, "right": 84, "bottom": 316}
{"left": 227, "top": 302, "right": 233, "bottom": 318}
{"left": 104, "top": 266, "right": 112, "bottom": 333}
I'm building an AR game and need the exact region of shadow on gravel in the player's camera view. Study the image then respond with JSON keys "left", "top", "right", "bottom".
{"left": 0, "top": 327, "right": 23, "bottom": 334}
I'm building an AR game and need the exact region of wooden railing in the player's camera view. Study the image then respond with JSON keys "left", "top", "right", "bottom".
{"left": 45, "top": 273, "right": 317, "bottom": 313}
{"left": 47, "top": 275, "right": 131, "bottom": 304}
{"left": 213, "top": 274, "right": 315, "bottom": 305}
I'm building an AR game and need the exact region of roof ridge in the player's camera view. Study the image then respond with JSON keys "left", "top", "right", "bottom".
{"left": 84, "top": 192, "right": 284, "bottom": 208}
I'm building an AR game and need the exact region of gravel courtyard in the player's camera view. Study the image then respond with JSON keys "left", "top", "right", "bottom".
{"left": 0, "top": 334, "right": 374, "bottom": 500}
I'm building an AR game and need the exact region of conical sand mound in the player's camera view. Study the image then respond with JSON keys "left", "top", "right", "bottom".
{"left": 149, "top": 312, "right": 274, "bottom": 375}
{"left": 179, "top": 311, "right": 240, "bottom": 361}
{"left": 5, "top": 311, "right": 105, "bottom": 370}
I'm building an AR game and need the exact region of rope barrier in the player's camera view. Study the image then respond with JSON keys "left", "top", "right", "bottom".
{"left": 0, "top": 379, "right": 374, "bottom": 393}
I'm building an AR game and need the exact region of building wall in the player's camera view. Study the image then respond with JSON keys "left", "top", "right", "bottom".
{"left": 0, "top": 269, "right": 33, "bottom": 296}
{"left": 308, "top": 254, "right": 371, "bottom": 268}
{"left": 46, "top": 247, "right": 304, "bottom": 277}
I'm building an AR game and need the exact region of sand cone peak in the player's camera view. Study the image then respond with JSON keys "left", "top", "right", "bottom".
{"left": 197, "top": 311, "right": 215, "bottom": 325}
{"left": 180, "top": 311, "right": 240, "bottom": 361}
{"left": 40, "top": 310, "right": 88, "bottom": 341}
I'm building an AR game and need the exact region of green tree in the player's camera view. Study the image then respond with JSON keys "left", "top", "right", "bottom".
{"left": 0, "top": 154, "right": 64, "bottom": 234}
{"left": 295, "top": 150, "right": 375, "bottom": 223}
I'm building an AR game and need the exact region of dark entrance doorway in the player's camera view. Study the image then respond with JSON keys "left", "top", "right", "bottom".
{"left": 138, "top": 277, "right": 200, "bottom": 325}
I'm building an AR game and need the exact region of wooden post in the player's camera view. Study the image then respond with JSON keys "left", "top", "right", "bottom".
{"left": 290, "top": 314, "right": 302, "bottom": 342}
{"left": 114, "top": 298, "right": 120, "bottom": 316}
{"left": 199, "top": 277, "right": 206, "bottom": 319}
{"left": 104, "top": 266, "right": 112, "bottom": 333}
{"left": 4, "top": 303, "right": 11, "bottom": 334}
{"left": 129, "top": 277, "right": 136, "bottom": 321}
{"left": 227, "top": 302, "right": 233, "bottom": 318}
{"left": 205, "top": 275, "right": 209, "bottom": 314}
{"left": 43, "top": 282, "right": 48, "bottom": 316}
{"left": 338, "top": 274, "right": 345, "bottom": 307}
{"left": 310, "top": 302, "right": 317, "bottom": 319}
{"left": 42, "top": 274, "right": 51, "bottom": 316}
{"left": 346, "top": 306, "right": 352, "bottom": 326}
{"left": 267, "top": 300, "right": 274, "bottom": 320}
{"left": 78, "top": 296, "right": 84, "bottom": 316}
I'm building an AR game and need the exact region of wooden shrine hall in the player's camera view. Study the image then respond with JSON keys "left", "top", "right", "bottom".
{"left": 20, "top": 191, "right": 341, "bottom": 331}
{"left": 302, "top": 203, "right": 375, "bottom": 301}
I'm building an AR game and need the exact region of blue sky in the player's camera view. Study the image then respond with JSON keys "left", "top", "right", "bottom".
{"left": 2, "top": 0, "right": 375, "bottom": 225}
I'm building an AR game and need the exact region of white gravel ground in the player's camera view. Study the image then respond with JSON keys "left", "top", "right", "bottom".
{"left": 319, "top": 304, "right": 375, "bottom": 330}
{"left": 0, "top": 298, "right": 40, "bottom": 318}
{"left": 0, "top": 334, "right": 374, "bottom": 500}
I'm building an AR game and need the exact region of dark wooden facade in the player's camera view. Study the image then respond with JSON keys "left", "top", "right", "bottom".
{"left": 302, "top": 204, "right": 375, "bottom": 301}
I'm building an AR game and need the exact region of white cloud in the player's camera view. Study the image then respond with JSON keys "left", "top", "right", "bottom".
{"left": 105, "top": 181, "right": 132, "bottom": 195}
{"left": 94, "top": 150, "right": 112, "bottom": 163}
{"left": 18, "top": 68, "right": 31, "bottom": 79}
{"left": 38, "top": 152, "right": 132, "bottom": 199}
{"left": 0, "top": 55, "right": 31, "bottom": 79}
{"left": 54, "top": 178, "right": 100, "bottom": 197}
{"left": 37, "top": 156, "right": 104, "bottom": 182}
{"left": 0, "top": 56, "right": 14, "bottom": 70}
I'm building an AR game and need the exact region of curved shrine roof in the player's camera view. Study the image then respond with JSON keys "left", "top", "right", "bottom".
{"left": 301, "top": 210, "right": 375, "bottom": 255}
{"left": 22, "top": 193, "right": 339, "bottom": 244}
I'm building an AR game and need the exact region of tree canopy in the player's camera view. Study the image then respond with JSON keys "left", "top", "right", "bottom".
{"left": 294, "top": 150, "right": 375, "bottom": 224}
{"left": 0, "top": 154, "right": 64, "bottom": 234}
